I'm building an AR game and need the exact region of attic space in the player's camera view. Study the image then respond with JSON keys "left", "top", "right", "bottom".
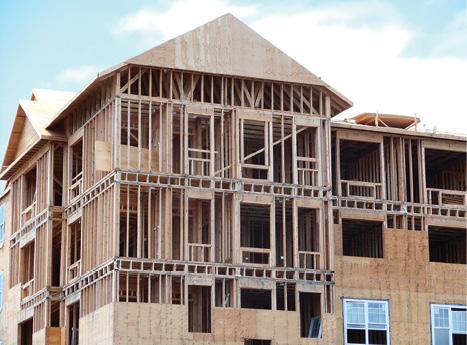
{"left": 429, "top": 226, "right": 466, "bottom": 264}
{"left": 342, "top": 219, "right": 383, "bottom": 258}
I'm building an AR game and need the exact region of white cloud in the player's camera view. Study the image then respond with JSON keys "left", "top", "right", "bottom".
{"left": 113, "top": 0, "right": 256, "bottom": 48}
{"left": 55, "top": 65, "right": 101, "bottom": 89}
{"left": 250, "top": 5, "right": 467, "bottom": 134}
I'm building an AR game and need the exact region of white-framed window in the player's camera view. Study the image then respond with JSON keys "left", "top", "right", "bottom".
{"left": 0, "top": 270, "right": 3, "bottom": 312}
{"left": 0, "top": 202, "right": 5, "bottom": 246}
{"left": 431, "top": 303, "right": 467, "bottom": 345}
{"left": 343, "top": 298, "right": 390, "bottom": 345}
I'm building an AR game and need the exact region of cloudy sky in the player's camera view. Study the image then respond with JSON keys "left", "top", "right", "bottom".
{"left": 0, "top": 0, "right": 465, "bottom": 189}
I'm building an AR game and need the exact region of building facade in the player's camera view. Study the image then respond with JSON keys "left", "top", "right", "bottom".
{"left": 0, "top": 14, "right": 465, "bottom": 345}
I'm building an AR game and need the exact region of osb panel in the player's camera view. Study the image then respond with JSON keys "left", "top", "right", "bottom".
{"left": 114, "top": 302, "right": 190, "bottom": 345}
{"left": 45, "top": 327, "right": 65, "bottom": 345}
{"left": 213, "top": 307, "right": 256, "bottom": 342}
{"left": 80, "top": 303, "right": 114, "bottom": 345}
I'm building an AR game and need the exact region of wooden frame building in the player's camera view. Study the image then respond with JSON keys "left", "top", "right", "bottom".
{"left": 0, "top": 14, "right": 465, "bottom": 345}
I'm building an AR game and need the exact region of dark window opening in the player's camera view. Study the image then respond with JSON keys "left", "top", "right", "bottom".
{"left": 300, "top": 292, "right": 321, "bottom": 338}
{"left": 425, "top": 149, "right": 466, "bottom": 192}
{"left": 52, "top": 223, "right": 61, "bottom": 286}
{"left": 19, "top": 318, "right": 33, "bottom": 345}
{"left": 342, "top": 219, "right": 383, "bottom": 258}
{"left": 241, "top": 289, "right": 271, "bottom": 310}
{"left": 244, "top": 340, "right": 271, "bottom": 345}
{"left": 188, "top": 285, "right": 211, "bottom": 333}
{"left": 429, "top": 226, "right": 466, "bottom": 264}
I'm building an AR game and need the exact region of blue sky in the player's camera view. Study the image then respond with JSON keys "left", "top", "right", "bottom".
{"left": 0, "top": 0, "right": 466, "bottom": 190}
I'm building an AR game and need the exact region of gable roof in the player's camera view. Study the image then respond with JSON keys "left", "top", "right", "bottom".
{"left": 1, "top": 89, "right": 75, "bottom": 179}
{"left": 47, "top": 14, "right": 352, "bottom": 127}
{"left": 127, "top": 13, "right": 326, "bottom": 86}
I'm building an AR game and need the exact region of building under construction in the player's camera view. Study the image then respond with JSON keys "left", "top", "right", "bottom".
{"left": 0, "top": 14, "right": 465, "bottom": 345}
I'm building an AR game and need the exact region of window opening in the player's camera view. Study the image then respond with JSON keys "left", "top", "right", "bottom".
{"left": 241, "top": 289, "right": 271, "bottom": 310}
{"left": 342, "top": 219, "right": 383, "bottom": 258}
{"left": 300, "top": 292, "right": 321, "bottom": 338}
{"left": 188, "top": 285, "right": 211, "bottom": 333}
{"left": 429, "top": 226, "right": 466, "bottom": 264}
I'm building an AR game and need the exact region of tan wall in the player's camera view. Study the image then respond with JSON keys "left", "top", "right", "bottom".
{"left": 80, "top": 302, "right": 336, "bottom": 344}
{"left": 334, "top": 222, "right": 467, "bottom": 345}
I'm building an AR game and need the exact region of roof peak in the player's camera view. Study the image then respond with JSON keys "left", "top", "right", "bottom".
{"left": 125, "top": 13, "right": 327, "bottom": 86}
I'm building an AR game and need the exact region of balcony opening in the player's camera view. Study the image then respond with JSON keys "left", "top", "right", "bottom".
{"left": 296, "top": 127, "right": 318, "bottom": 186}
{"left": 119, "top": 186, "right": 150, "bottom": 259}
{"left": 272, "top": 115, "right": 293, "bottom": 184}
{"left": 241, "top": 288, "right": 271, "bottom": 310}
{"left": 19, "top": 318, "right": 33, "bottom": 345}
{"left": 240, "top": 119, "right": 269, "bottom": 180}
{"left": 276, "top": 282, "right": 296, "bottom": 311}
{"left": 187, "top": 112, "right": 213, "bottom": 177}
{"left": 340, "top": 140, "right": 381, "bottom": 199}
{"left": 342, "top": 219, "right": 383, "bottom": 258}
{"left": 425, "top": 148, "right": 466, "bottom": 205}
{"left": 300, "top": 292, "right": 321, "bottom": 338}
{"left": 429, "top": 226, "right": 466, "bottom": 264}
{"left": 69, "top": 140, "right": 83, "bottom": 202}
{"left": 241, "top": 203, "right": 270, "bottom": 265}
{"left": 298, "top": 208, "right": 319, "bottom": 269}
{"left": 188, "top": 285, "right": 211, "bottom": 333}
{"left": 68, "top": 219, "right": 81, "bottom": 280}
{"left": 188, "top": 198, "right": 212, "bottom": 262}
{"left": 21, "top": 166, "right": 37, "bottom": 224}
{"left": 53, "top": 145, "right": 64, "bottom": 206}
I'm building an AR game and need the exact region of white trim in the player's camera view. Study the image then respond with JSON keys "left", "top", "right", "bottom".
{"left": 431, "top": 303, "right": 467, "bottom": 345}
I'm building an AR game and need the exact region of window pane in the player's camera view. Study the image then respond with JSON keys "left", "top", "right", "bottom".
{"left": 434, "top": 328, "right": 449, "bottom": 345}
{"left": 452, "top": 310, "right": 467, "bottom": 332}
{"left": 369, "top": 330, "right": 387, "bottom": 345}
{"left": 347, "top": 329, "right": 365, "bottom": 344}
{"left": 434, "top": 308, "right": 449, "bottom": 328}
{"left": 368, "top": 302, "right": 386, "bottom": 324}
{"left": 347, "top": 302, "right": 365, "bottom": 324}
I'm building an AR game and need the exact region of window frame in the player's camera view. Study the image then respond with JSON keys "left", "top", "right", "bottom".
{"left": 343, "top": 297, "right": 390, "bottom": 345}
{"left": 431, "top": 303, "right": 467, "bottom": 345}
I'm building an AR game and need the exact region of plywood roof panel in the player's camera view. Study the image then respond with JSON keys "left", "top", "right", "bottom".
{"left": 126, "top": 14, "right": 326, "bottom": 87}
